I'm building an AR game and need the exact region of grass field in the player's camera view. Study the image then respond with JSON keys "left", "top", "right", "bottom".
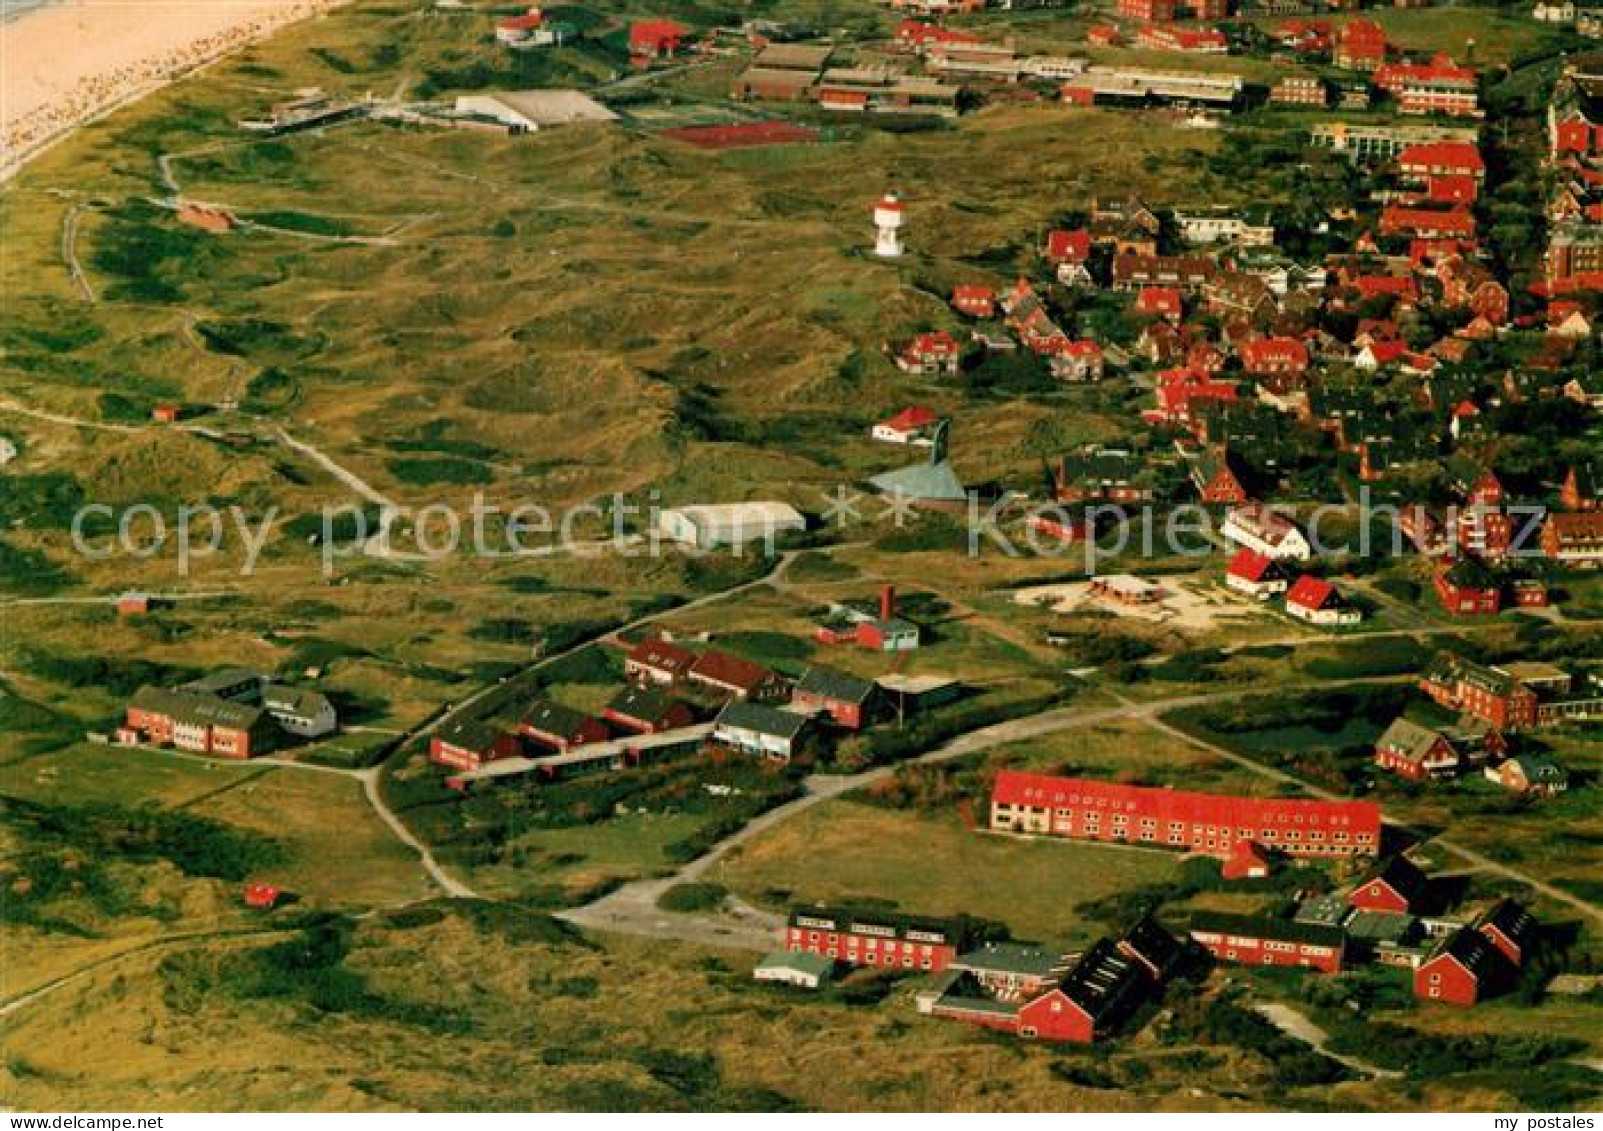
{"left": 710, "top": 797, "right": 1181, "bottom": 945}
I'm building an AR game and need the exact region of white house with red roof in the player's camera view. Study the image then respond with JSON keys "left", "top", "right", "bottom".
{"left": 872, "top": 406, "right": 943, "bottom": 446}
{"left": 1285, "top": 575, "right": 1361, "bottom": 626}
{"left": 1222, "top": 504, "right": 1312, "bottom": 561}
{"left": 1225, "top": 547, "right": 1288, "bottom": 599}
{"left": 1045, "top": 229, "right": 1094, "bottom": 286}
{"left": 894, "top": 331, "right": 961, "bottom": 375}
{"left": 496, "top": 7, "right": 545, "bottom": 45}
{"left": 1051, "top": 340, "right": 1104, "bottom": 382}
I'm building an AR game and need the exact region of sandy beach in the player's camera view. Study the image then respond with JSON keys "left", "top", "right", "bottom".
{"left": 1, "top": 0, "right": 345, "bottom": 179}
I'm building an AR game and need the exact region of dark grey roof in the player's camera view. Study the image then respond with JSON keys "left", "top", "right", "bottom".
{"left": 795, "top": 665, "right": 876, "bottom": 705}
{"left": 715, "top": 700, "right": 810, "bottom": 740}
{"left": 130, "top": 685, "right": 264, "bottom": 730}
{"left": 1190, "top": 909, "right": 1346, "bottom": 949}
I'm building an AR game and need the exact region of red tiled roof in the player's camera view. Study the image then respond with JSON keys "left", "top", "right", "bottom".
{"left": 882, "top": 405, "right": 940, "bottom": 431}
{"left": 690, "top": 649, "right": 774, "bottom": 691}
{"left": 1227, "top": 547, "right": 1277, "bottom": 582}
{"left": 1241, "top": 336, "right": 1309, "bottom": 370}
{"left": 1136, "top": 286, "right": 1183, "bottom": 312}
{"left": 627, "top": 636, "right": 695, "bottom": 673}
{"left": 992, "top": 771, "right": 1381, "bottom": 837}
{"left": 1045, "top": 229, "right": 1091, "bottom": 263}
{"left": 1397, "top": 141, "right": 1485, "bottom": 175}
{"left": 498, "top": 10, "right": 545, "bottom": 31}
{"left": 1286, "top": 575, "right": 1337, "bottom": 611}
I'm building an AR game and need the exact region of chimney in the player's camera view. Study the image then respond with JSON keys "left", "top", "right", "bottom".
{"left": 880, "top": 585, "right": 896, "bottom": 622}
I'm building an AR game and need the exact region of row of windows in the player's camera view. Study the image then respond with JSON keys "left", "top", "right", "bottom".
{"left": 998, "top": 800, "right": 1364, "bottom": 828}
{"left": 792, "top": 930, "right": 937, "bottom": 955}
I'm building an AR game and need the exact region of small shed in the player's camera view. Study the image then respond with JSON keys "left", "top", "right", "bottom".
{"left": 244, "top": 882, "right": 283, "bottom": 909}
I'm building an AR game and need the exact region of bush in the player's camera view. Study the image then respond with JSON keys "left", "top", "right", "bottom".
{"left": 657, "top": 882, "right": 728, "bottom": 913}
{"left": 386, "top": 456, "right": 493, "bottom": 486}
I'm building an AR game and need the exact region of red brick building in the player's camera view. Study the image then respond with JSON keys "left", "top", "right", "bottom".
{"left": 786, "top": 905, "right": 967, "bottom": 972}
{"left": 791, "top": 666, "right": 876, "bottom": 729}
{"left": 429, "top": 718, "right": 522, "bottom": 771}
{"left": 1334, "top": 18, "right": 1387, "bottom": 71}
{"left": 1117, "top": 0, "right": 1176, "bottom": 21}
{"left": 1349, "top": 855, "right": 1429, "bottom": 914}
{"left": 124, "top": 686, "right": 274, "bottom": 759}
{"left": 602, "top": 686, "right": 694, "bottom": 734}
{"left": 990, "top": 772, "right": 1382, "bottom": 859}
{"left": 688, "top": 649, "right": 788, "bottom": 701}
{"left": 1420, "top": 654, "right": 1538, "bottom": 731}
{"left": 624, "top": 636, "right": 696, "bottom": 686}
{"left": 1434, "top": 562, "right": 1502, "bottom": 616}
{"left": 1188, "top": 910, "right": 1346, "bottom": 973}
{"left": 1415, "top": 926, "right": 1510, "bottom": 1005}
{"left": 951, "top": 284, "right": 996, "bottom": 318}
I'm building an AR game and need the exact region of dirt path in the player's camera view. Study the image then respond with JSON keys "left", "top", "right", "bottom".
{"left": 60, "top": 202, "right": 96, "bottom": 303}
{"left": 0, "top": 925, "right": 296, "bottom": 1020}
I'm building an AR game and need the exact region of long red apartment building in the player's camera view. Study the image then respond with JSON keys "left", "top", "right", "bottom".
{"left": 990, "top": 772, "right": 1382, "bottom": 859}
{"left": 785, "top": 905, "right": 969, "bottom": 972}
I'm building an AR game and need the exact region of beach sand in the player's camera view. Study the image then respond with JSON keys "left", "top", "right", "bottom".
{"left": 2, "top": 0, "right": 344, "bottom": 178}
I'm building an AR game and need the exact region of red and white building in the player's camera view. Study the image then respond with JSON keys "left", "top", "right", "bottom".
{"left": 1188, "top": 910, "right": 1347, "bottom": 973}
{"left": 1225, "top": 547, "right": 1287, "bottom": 599}
{"left": 872, "top": 405, "right": 943, "bottom": 445}
{"left": 895, "top": 330, "right": 962, "bottom": 375}
{"left": 786, "top": 904, "right": 967, "bottom": 972}
{"left": 1285, "top": 575, "right": 1361, "bottom": 626}
{"left": 1349, "top": 855, "right": 1430, "bottom": 914}
{"left": 625, "top": 636, "right": 697, "bottom": 686}
{"left": 990, "top": 772, "right": 1382, "bottom": 859}
{"left": 951, "top": 284, "right": 996, "bottom": 318}
{"left": 688, "top": 650, "right": 788, "bottom": 701}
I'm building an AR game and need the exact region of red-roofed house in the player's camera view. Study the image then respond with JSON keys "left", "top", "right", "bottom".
{"left": 1052, "top": 340, "right": 1105, "bottom": 382}
{"left": 625, "top": 636, "right": 697, "bottom": 686}
{"left": 990, "top": 771, "right": 1382, "bottom": 858}
{"left": 496, "top": 8, "right": 545, "bottom": 45}
{"left": 1397, "top": 140, "right": 1485, "bottom": 180}
{"left": 1137, "top": 25, "right": 1229, "bottom": 53}
{"left": 1285, "top": 575, "right": 1361, "bottom": 626}
{"left": 1225, "top": 547, "right": 1288, "bottom": 599}
{"left": 898, "top": 19, "right": 982, "bottom": 48}
{"left": 688, "top": 650, "right": 787, "bottom": 701}
{"left": 1424, "top": 175, "right": 1480, "bottom": 205}
{"left": 1380, "top": 206, "right": 1476, "bottom": 241}
{"left": 630, "top": 19, "right": 691, "bottom": 61}
{"left": 872, "top": 405, "right": 943, "bottom": 445}
{"left": 1087, "top": 24, "right": 1122, "bottom": 47}
{"left": 1045, "top": 228, "right": 1092, "bottom": 265}
{"left": 895, "top": 331, "right": 962, "bottom": 375}
{"left": 1335, "top": 18, "right": 1387, "bottom": 71}
{"left": 1150, "top": 369, "right": 1239, "bottom": 424}
{"left": 1136, "top": 286, "right": 1184, "bottom": 322}
{"left": 1240, "top": 336, "right": 1309, "bottom": 381}
{"left": 951, "top": 284, "right": 996, "bottom": 318}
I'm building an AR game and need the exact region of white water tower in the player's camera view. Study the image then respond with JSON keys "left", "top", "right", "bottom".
{"left": 873, "top": 191, "right": 905, "bottom": 259}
